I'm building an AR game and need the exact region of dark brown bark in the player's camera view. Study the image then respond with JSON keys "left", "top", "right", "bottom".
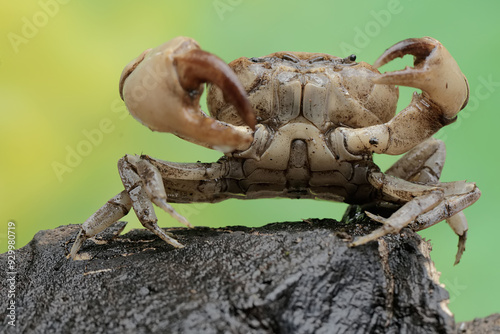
{"left": 1, "top": 219, "right": 496, "bottom": 333}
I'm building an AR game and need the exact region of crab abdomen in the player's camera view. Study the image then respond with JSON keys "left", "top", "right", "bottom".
{"left": 155, "top": 121, "right": 379, "bottom": 205}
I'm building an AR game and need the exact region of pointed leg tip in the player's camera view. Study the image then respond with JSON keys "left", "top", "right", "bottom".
{"left": 177, "top": 215, "right": 194, "bottom": 229}
{"left": 453, "top": 252, "right": 463, "bottom": 265}
{"left": 154, "top": 198, "right": 193, "bottom": 229}
{"left": 348, "top": 241, "right": 359, "bottom": 248}
{"left": 168, "top": 238, "right": 185, "bottom": 249}
{"left": 148, "top": 223, "right": 186, "bottom": 249}
{"left": 365, "top": 211, "right": 388, "bottom": 225}
{"left": 349, "top": 236, "right": 372, "bottom": 248}
{"left": 68, "top": 230, "right": 86, "bottom": 260}
{"left": 454, "top": 232, "right": 467, "bottom": 265}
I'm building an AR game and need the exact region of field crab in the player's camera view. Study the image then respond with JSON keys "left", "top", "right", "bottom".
{"left": 69, "top": 36, "right": 480, "bottom": 264}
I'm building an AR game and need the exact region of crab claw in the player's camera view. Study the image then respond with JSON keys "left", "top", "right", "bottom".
{"left": 373, "top": 37, "right": 469, "bottom": 119}
{"left": 119, "top": 36, "right": 256, "bottom": 152}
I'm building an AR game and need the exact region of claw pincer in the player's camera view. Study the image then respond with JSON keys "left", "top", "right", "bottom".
{"left": 373, "top": 37, "right": 469, "bottom": 118}
{"left": 119, "top": 36, "right": 256, "bottom": 152}
{"left": 337, "top": 37, "right": 470, "bottom": 156}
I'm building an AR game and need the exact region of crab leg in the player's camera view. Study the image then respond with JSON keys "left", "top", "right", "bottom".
{"left": 68, "top": 190, "right": 132, "bottom": 259}
{"left": 349, "top": 170, "right": 445, "bottom": 246}
{"left": 445, "top": 212, "right": 468, "bottom": 265}
{"left": 410, "top": 181, "right": 480, "bottom": 231}
{"left": 384, "top": 138, "right": 473, "bottom": 263}
{"left": 385, "top": 137, "right": 445, "bottom": 184}
{"left": 411, "top": 185, "right": 480, "bottom": 264}
{"left": 119, "top": 36, "right": 256, "bottom": 153}
{"left": 334, "top": 37, "right": 469, "bottom": 156}
{"left": 68, "top": 153, "right": 231, "bottom": 258}
{"left": 132, "top": 156, "right": 193, "bottom": 228}
{"left": 348, "top": 171, "right": 444, "bottom": 245}
{"left": 343, "top": 138, "right": 479, "bottom": 263}
{"left": 118, "top": 155, "right": 189, "bottom": 247}
{"left": 350, "top": 170, "right": 480, "bottom": 263}
{"left": 350, "top": 191, "right": 444, "bottom": 247}
{"left": 69, "top": 153, "right": 195, "bottom": 258}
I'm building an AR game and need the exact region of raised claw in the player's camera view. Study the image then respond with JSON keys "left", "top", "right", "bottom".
{"left": 119, "top": 36, "right": 256, "bottom": 152}
{"left": 373, "top": 37, "right": 469, "bottom": 118}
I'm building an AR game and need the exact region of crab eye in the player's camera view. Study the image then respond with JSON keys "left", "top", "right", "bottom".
{"left": 282, "top": 54, "right": 299, "bottom": 63}
{"left": 249, "top": 57, "right": 265, "bottom": 63}
{"left": 339, "top": 54, "right": 357, "bottom": 65}
{"left": 308, "top": 56, "right": 326, "bottom": 64}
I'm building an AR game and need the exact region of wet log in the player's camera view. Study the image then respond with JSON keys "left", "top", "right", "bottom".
{"left": 0, "top": 218, "right": 485, "bottom": 333}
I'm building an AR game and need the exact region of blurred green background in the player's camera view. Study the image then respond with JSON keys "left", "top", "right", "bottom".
{"left": 1, "top": 0, "right": 498, "bottom": 322}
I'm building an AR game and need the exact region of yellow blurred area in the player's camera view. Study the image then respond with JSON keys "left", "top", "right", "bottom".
{"left": 1, "top": 0, "right": 499, "bottom": 322}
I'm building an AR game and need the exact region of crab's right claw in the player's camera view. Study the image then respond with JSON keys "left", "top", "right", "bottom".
{"left": 119, "top": 37, "right": 256, "bottom": 153}
{"left": 373, "top": 37, "right": 469, "bottom": 119}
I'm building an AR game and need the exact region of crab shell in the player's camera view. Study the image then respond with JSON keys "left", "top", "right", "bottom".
{"left": 207, "top": 52, "right": 399, "bottom": 132}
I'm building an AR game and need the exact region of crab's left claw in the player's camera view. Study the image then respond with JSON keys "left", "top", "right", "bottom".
{"left": 373, "top": 37, "right": 469, "bottom": 119}
{"left": 119, "top": 37, "right": 256, "bottom": 153}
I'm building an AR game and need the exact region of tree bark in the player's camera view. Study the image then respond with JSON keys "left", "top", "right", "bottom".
{"left": 0, "top": 219, "right": 496, "bottom": 333}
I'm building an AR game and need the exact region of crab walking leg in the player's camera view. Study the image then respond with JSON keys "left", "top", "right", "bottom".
{"left": 333, "top": 37, "right": 469, "bottom": 156}
{"left": 133, "top": 156, "right": 192, "bottom": 228}
{"left": 446, "top": 212, "right": 468, "bottom": 265}
{"left": 141, "top": 156, "right": 242, "bottom": 204}
{"left": 69, "top": 190, "right": 132, "bottom": 259}
{"left": 385, "top": 138, "right": 446, "bottom": 184}
{"left": 385, "top": 138, "right": 478, "bottom": 264}
{"left": 411, "top": 185, "right": 480, "bottom": 263}
{"left": 118, "top": 155, "right": 186, "bottom": 248}
{"left": 349, "top": 171, "right": 444, "bottom": 246}
{"left": 350, "top": 191, "right": 444, "bottom": 247}
{"left": 342, "top": 137, "right": 448, "bottom": 222}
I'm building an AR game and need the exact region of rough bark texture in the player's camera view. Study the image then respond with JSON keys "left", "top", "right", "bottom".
{"left": 456, "top": 313, "right": 500, "bottom": 333}
{"left": 0, "top": 219, "right": 496, "bottom": 333}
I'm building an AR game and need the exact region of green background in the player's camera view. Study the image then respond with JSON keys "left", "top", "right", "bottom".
{"left": 1, "top": 0, "right": 498, "bottom": 322}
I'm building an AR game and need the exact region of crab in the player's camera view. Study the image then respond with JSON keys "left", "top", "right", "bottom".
{"left": 69, "top": 36, "right": 480, "bottom": 264}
